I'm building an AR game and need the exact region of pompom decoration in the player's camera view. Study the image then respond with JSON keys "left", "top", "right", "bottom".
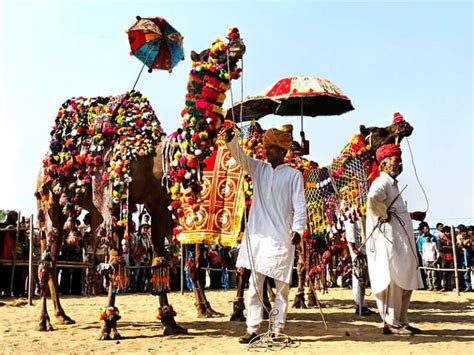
{"left": 156, "top": 305, "right": 177, "bottom": 320}
{"left": 38, "top": 90, "right": 164, "bottom": 253}
{"left": 165, "top": 28, "right": 243, "bottom": 240}
{"left": 99, "top": 306, "right": 121, "bottom": 322}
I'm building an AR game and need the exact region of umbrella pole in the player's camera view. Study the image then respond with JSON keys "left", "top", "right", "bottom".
{"left": 131, "top": 47, "right": 154, "bottom": 91}
{"left": 300, "top": 98, "right": 310, "bottom": 155}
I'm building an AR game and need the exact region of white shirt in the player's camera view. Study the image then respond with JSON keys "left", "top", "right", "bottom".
{"left": 422, "top": 242, "right": 438, "bottom": 263}
{"left": 365, "top": 172, "right": 423, "bottom": 293}
{"left": 227, "top": 136, "right": 307, "bottom": 283}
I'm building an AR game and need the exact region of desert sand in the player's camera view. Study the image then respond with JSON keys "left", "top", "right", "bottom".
{"left": 1, "top": 287, "right": 473, "bottom": 354}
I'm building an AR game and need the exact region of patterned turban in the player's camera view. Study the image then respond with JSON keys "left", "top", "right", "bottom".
{"left": 279, "top": 124, "right": 294, "bottom": 136}
{"left": 376, "top": 143, "right": 402, "bottom": 163}
{"left": 393, "top": 112, "right": 405, "bottom": 124}
{"left": 263, "top": 128, "right": 292, "bottom": 150}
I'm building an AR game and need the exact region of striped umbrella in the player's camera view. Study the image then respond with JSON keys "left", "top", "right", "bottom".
{"left": 127, "top": 16, "right": 185, "bottom": 89}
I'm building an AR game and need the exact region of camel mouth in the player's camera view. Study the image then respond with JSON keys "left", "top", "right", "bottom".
{"left": 228, "top": 41, "right": 246, "bottom": 59}
{"left": 225, "top": 40, "right": 245, "bottom": 73}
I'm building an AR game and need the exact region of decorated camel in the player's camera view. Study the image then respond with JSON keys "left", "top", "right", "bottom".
{"left": 224, "top": 114, "right": 414, "bottom": 319}
{"left": 35, "top": 28, "right": 245, "bottom": 339}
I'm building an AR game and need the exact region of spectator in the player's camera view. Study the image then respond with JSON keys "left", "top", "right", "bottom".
{"left": 457, "top": 224, "right": 472, "bottom": 292}
{"left": 435, "top": 222, "right": 444, "bottom": 239}
{"left": 208, "top": 245, "right": 225, "bottom": 289}
{"left": 438, "top": 226, "right": 455, "bottom": 291}
{"left": 422, "top": 234, "right": 439, "bottom": 291}
{"left": 130, "top": 223, "right": 152, "bottom": 292}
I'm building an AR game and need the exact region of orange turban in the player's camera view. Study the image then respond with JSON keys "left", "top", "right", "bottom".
{"left": 262, "top": 128, "right": 292, "bottom": 150}
{"left": 376, "top": 143, "right": 402, "bottom": 163}
{"left": 279, "top": 124, "right": 294, "bottom": 136}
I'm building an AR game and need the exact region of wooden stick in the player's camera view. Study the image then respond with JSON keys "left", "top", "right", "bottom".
{"left": 28, "top": 214, "right": 34, "bottom": 305}
{"left": 309, "top": 280, "right": 328, "bottom": 330}
{"left": 9, "top": 211, "right": 21, "bottom": 296}
{"left": 450, "top": 225, "right": 460, "bottom": 296}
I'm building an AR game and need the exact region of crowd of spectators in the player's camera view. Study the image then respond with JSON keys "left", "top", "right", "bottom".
{"left": 0, "top": 209, "right": 473, "bottom": 297}
{"left": 415, "top": 222, "right": 473, "bottom": 292}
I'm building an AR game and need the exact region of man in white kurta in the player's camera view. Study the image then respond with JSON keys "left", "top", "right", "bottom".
{"left": 366, "top": 143, "right": 424, "bottom": 335}
{"left": 225, "top": 127, "right": 306, "bottom": 341}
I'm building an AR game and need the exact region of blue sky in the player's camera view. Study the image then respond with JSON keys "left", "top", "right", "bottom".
{"left": 0, "top": 0, "right": 472, "bottom": 226}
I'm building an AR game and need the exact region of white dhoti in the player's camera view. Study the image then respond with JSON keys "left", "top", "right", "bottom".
{"left": 375, "top": 282, "right": 413, "bottom": 327}
{"left": 246, "top": 271, "right": 290, "bottom": 333}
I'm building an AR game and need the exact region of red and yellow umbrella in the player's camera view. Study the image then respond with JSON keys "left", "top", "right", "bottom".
{"left": 226, "top": 76, "right": 354, "bottom": 121}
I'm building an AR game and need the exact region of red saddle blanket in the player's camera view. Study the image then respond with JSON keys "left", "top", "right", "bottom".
{"left": 178, "top": 145, "right": 245, "bottom": 247}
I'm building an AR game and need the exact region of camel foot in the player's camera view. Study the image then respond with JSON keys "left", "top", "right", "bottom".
{"left": 98, "top": 332, "right": 111, "bottom": 340}
{"left": 163, "top": 322, "right": 188, "bottom": 336}
{"left": 204, "top": 304, "right": 224, "bottom": 318}
{"left": 55, "top": 313, "right": 76, "bottom": 325}
{"left": 307, "top": 293, "right": 317, "bottom": 308}
{"left": 111, "top": 327, "right": 121, "bottom": 340}
{"left": 230, "top": 311, "right": 246, "bottom": 322}
{"left": 230, "top": 299, "right": 246, "bottom": 322}
{"left": 36, "top": 315, "right": 54, "bottom": 332}
{"left": 163, "top": 323, "right": 188, "bottom": 336}
{"left": 292, "top": 294, "right": 307, "bottom": 309}
{"left": 196, "top": 303, "right": 207, "bottom": 318}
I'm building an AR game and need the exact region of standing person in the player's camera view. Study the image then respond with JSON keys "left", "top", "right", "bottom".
{"left": 416, "top": 223, "right": 437, "bottom": 289}
{"left": 421, "top": 234, "right": 439, "bottom": 291}
{"left": 457, "top": 224, "right": 472, "bottom": 292}
{"left": 438, "top": 226, "right": 455, "bottom": 291}
{"left": 224, "top": 125, "right": 306, "bottom": 343}
{"left": 343, "top": 219, "right": 376, "bottom": 316}
{"left": 365, "top": 143, "right": 425, "bottom": 336}
{"left": 130, "top": 223, "right": 152, "bottom": 292}
{"left": 435, "top": 222, "right": 444, "bottom": 240}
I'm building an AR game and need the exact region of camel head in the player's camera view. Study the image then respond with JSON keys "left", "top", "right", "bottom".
{"left": 190, "top": 27, "right": 245, "bottom": 79}
{"left": 359, "top": 112, "right": 414, "bottom": 152}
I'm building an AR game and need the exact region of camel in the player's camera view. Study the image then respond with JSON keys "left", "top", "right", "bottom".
{"left": 227, "top": 116, "right": 414, "bottom": 319}
{"left": 35, "top": 29, "right": 245, "bottom": 339}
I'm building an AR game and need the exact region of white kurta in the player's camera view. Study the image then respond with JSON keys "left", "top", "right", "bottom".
{"left": 227, "top": 136, "right": 307, "bottom": 284}
{"left": 365, "top": 172, "right": 423, "bottom": 294}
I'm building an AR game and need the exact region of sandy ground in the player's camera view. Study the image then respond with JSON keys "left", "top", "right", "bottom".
{"left": 0, "top": 287, "right": 473, "bottom": 354}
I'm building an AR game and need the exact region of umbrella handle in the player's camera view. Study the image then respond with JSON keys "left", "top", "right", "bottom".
{"left": 300, "top": 130, "right": 310, "bottom": 156}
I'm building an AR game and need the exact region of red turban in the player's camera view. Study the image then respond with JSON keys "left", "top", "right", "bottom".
{"left": 376, "top": 143, "right": 402, "bottom": 163}
{"left": 393, "top": 112, "right": 404, "bottom": 124}
{"left": 263, "top": 128, "right": 292, "bottom": 150}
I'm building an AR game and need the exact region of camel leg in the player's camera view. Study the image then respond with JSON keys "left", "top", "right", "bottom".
{"left": 230, "top": 268, "right": 248, "bottom": 322}
{"left": 189, "top": 244, "right": 223, "bottom": 318}
{"left": 196, "top": 244, "right": 223, "bottom": 318}
{"left": 36, "top": 247, "right": 54, "bottom": 332}
{"left": 307, "top": 278, "right": 317, "bottom": 307}
{"left": 146, "top": 199, "right": 187, "bottom": 335}
{"left": 262, "top": 277, "right": 272, "bottom": 320}
{"left": 292, "top": 262, "right": 307, "bottom": 309}
{"left": 49, "top": 267, "right": 75, "bottom": 324}
{"left": 98, "top": 273, "right": 121, "bottom": 340}
{"left": 159, "top": 293, "right": 188, "bottom": 335}
{"left": 187, "top": 244, "right": 206, "bottom": 317}
{"left": 36, "top": 283, "right": 54, "bottom": 331}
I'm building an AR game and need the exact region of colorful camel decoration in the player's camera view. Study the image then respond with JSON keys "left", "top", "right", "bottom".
{"left": 163, "top": 27, "right": 245, "bottom": 318}
{"left": 35, "top": 28, "right": 245, "bottom": 338}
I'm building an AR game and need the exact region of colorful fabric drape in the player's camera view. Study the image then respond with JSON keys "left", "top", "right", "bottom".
{"left": 178, "top": 144, "right": 245, "bottom": 247}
